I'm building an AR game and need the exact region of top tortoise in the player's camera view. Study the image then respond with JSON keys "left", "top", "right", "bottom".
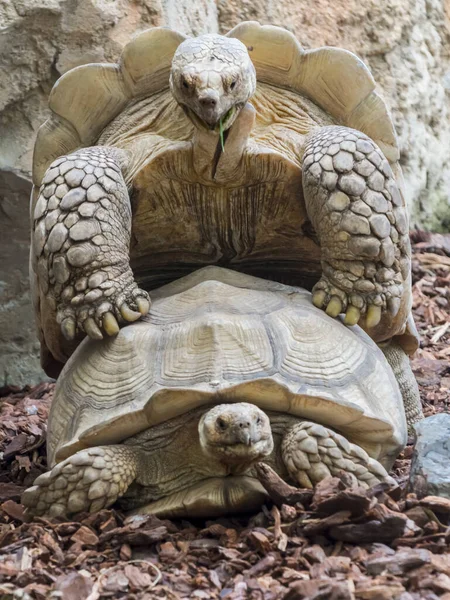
{"left": 31, "top": 22, "right": 421, "bottom": 421}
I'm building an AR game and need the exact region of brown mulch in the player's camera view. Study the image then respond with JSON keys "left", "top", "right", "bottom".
{"left": 0, "top": 232, "right": 449, "bottom": 599}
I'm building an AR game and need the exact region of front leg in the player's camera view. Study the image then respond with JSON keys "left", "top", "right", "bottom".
{"left": 281, "top": 422, "right": 393, "bottom": 489}
{"left": 302, "top": 126, "right": 410, "bottom": 332}
{"left": 33, "top": 146, "right": 150, "bottom": 343}
{"left": 22, "top": 445, "right": 143, "bottom": 517}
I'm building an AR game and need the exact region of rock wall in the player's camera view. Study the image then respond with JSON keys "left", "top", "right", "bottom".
{"left": 0, "top": 0, "right": 449, "bottom": 384}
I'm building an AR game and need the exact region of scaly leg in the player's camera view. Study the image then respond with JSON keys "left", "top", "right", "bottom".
{"left": 281, "top": 422, "right": 394, "bottom": 489}
{"left": 380, "top": 340, "right": 423, "bottom": 432}
{"left": 22, "top": 446, "right": 143, "bottom": 517}
{"left": 33, "top": 146, "right": 150, "bottom": 342}
{"left": 302, "top": 126, "right": 410, "bottom": 330}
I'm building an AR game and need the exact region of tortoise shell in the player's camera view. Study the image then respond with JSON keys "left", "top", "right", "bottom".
{"left": 48, "top": 267, "right": 407, "bottom": 469}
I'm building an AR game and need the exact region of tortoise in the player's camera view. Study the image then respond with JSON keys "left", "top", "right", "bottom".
{"left": 22, "top": 267, "right": 405, "bottom": 518}
{"left": 30, "top": 22, "right": 422, "bottom": 422}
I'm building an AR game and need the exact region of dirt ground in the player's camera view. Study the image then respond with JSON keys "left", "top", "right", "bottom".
{"left": 0, "top": 233, "right": 449, "bottom": 599}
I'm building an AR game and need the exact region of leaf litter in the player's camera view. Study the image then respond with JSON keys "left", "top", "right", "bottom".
{"left": 0, "top": 232, "right": 449, "bottom": 599}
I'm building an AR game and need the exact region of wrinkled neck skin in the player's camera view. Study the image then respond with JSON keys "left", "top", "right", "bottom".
{"left": 190, "top": 102, "right": 256, "bottom": 182}
{"left": 169, "top": 33, "right": 257, "bottom": 182}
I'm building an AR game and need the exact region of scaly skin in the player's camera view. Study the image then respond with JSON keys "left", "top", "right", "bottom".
{"left": 22, "top": 446, "right": 141, "bottom": 517}
{"left": 302, "top": 126, "right": 411, "bottom": 329}
{"left": 380, "top": 340, "right": 423, "bottom": 432}
{"left": 33, "top": 146, "right": 150, "bottom": 340}
{"left": 281, "top": 421, "right": 394, "bottom": 489}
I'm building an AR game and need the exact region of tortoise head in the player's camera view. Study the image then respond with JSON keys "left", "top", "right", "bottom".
{"left": 170, "top": 34, "right": 256, "bottom": 132}
{"left": 198, "top": 402, "right": 273, "bottom": 472}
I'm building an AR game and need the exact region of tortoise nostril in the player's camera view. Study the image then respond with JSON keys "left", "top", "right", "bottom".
{"left": 199, "top": 96, "right": 217, "bottom": 108}
{"left": 239, "top": 421, "right": 250, "bottom": 429}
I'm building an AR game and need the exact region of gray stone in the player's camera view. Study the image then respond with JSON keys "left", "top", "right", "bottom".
{"left": 409, "top": 414, "right": 450, "bottom": 499}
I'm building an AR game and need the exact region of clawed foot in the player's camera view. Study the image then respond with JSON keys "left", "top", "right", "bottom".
{"left": 22, "top": 446, "right": 138, "bottom": 517}
{"left": 56, "top": 268, "right": 150, "bottom": 340}
{"left": 312, "top": 269, "right": 403, "bottom": 329}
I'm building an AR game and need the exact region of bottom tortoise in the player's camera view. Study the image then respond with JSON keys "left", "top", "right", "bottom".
{"left": 23, "top": 268, "right": 406, "bottom": 518}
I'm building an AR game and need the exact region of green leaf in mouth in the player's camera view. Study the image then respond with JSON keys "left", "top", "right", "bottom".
{"left": 219, "top": 117, "right": 225, "bottom": 153}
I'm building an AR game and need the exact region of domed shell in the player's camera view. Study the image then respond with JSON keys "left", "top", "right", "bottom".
{"left": 48, "top": 267, "right": 407, "bottom": 468}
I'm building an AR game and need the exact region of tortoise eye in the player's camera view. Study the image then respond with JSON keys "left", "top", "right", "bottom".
{"left": 216, "top": 417, "right": 227, "bottom": 431}
{"left": 256, "top": 417, "right": 262, "bottom": 426}
{"left": 182, "top": 78, "right": 190, "bottom": 89}
{"left": 230, "top": 80, "right": 237, "bottom": 90}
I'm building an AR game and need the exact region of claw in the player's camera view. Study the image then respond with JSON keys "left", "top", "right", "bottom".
{"left": 136, "top": 297, "right": 150, "bottom": 316}
{"left": 344, "top": 305, "right": 361, "bottom": 326}
{"left": 387, "top": 297, "right": 401, "bottom": 317}
{"left": 120, "top": 303, "right": 142, "bottom": 322}
{"left": 366, "top": 305, "right": 382, "bottom": 328}
{"left": 326, "top": 296, "right": 343, "bottom": 318}
{"left": 61, "top": 317, "right": 76, "bottom": 340}
{"left": 103, "top": 312, "right": 120, "bottom": 336}
{"left": 312, "top": 290, "right": 327, "bottom": 309}
{"left": 84, "top": 317, "right": 104, "bottom": 339}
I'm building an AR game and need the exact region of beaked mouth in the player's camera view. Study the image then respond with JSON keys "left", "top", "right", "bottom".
{"left": 184, "top": 105, "right": 241, "bottom": 133}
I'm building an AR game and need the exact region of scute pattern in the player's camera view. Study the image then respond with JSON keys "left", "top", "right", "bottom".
{"left": 45, "top": 269, "right": 406, "bottom": 467}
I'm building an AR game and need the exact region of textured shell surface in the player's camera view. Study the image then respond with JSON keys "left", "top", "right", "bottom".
{"left": 48, "top": 267, "right": 406, "bottom": 467}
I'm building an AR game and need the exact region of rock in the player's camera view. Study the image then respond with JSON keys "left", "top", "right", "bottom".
{"left": 409, "top": 414, "right": 450, "bottom": 499}
{"left": 0, "top": 170, "right": 48, "bottom": 386}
